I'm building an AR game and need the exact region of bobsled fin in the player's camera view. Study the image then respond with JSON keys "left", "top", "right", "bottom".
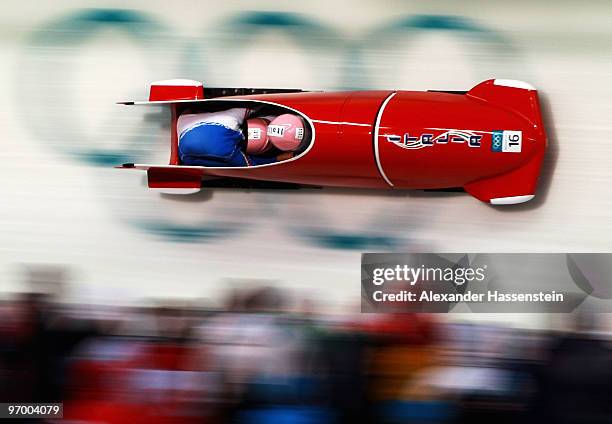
{"left": 491, "top": 79, "right": 535, "bottom": 90}
{"left": 490, "top": 195, "right": 535, "bottom": 205}
{"left": 116, "top": 79, "right": 204, "bottom": 105}
{"left": 116, "top": 164, "right": 202, "bottom": 193}
{"left": 467, "top": 79, "right": 544, "bottom": 132}
{"left": 146, "top": 166, "right": 203, "bottom": 194}
{"left": 463, "top": 153, "right": 544, "bottom": 205}
{"left": 149, "top": 79, "right": 204, "bottom": 102}
{"left": 118, "top": 83, "right": 306, "bottom": 105}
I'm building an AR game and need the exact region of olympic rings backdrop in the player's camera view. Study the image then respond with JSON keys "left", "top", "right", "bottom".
{"left": 2, "top": 0, "right": 612, "bottom": 312}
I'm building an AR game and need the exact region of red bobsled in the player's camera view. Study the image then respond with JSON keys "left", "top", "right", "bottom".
{"left": 117, "top": 78, "right": 547, "bottom": 205}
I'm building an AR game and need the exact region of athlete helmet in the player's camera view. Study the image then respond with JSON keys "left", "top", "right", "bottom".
{"left": 267, "top": 114, "right": 306, "bottom": 151}
{"left": 245, "top": 118, "right": 271, "bottom": 154}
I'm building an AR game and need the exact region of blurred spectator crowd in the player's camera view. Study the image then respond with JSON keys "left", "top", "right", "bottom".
{"left": 1, "top": 285, "right": 611, "bottom": 424}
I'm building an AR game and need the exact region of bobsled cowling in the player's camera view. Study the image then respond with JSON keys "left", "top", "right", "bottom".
{"left": 117, "top": 79, "right": 547, "bottom": 205}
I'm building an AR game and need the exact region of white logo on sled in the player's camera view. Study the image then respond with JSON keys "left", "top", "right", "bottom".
{"left": 268, "top": 124, "right": 287, "bottom": 137}
{"left": 248, "top": 128, "right": 262, "bottom": 140}
{"left": 502, "top": 130, "right": 522, "bottom": 153}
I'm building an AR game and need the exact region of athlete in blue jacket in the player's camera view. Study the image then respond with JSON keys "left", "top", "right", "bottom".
{"left": 177, "top": 108, "right": 289, "bottom": 166}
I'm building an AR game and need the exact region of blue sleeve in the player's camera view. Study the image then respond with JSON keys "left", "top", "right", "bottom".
{"left": 179, "top": 124, "right": 244, "bottom": 161}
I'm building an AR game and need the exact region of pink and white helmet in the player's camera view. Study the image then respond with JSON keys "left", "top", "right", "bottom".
{"left": 267, "top": 114, "right": 306, "bottom": 151}
{"left": 246, "top": 118, "right": 271, "bottom": 154}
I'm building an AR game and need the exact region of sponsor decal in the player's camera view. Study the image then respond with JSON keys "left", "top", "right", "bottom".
{"left": 492, "top": 130, "right": 522, "bottom": 153}
{"left": 385, "top": 129, "right": 483, "bottom": 150}
{"left": 296, "top": 127, "right": 304, "bottom": 140}
{"left": 492, "top": 130, "right": 503, "bottom": 152}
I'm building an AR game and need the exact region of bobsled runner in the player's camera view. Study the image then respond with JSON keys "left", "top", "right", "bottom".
{"left": 117, "top": 78, "right": 547, "bottom": 204}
